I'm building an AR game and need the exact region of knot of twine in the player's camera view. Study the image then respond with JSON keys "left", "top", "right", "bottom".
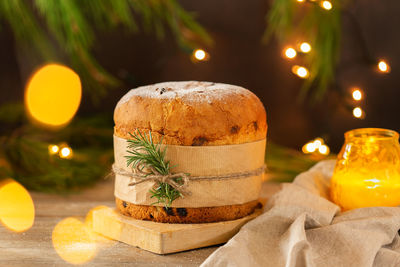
{"left": 112, "top": 164, "right": 266, "bottom": 196}
{"left": 112, "top": 163, "right": 191, "bottom": 195}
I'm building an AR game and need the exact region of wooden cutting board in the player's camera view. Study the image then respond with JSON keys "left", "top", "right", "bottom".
{"left": 92, "top": 206, "right": 263, "bottom": 254}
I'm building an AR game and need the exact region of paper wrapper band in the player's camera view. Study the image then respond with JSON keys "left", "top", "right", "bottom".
{"left": 113, "top": 135, "right": 266, "bottom": 207}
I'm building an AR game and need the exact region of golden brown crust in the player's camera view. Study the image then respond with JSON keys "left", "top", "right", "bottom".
{"left": 113, "top": 81, "right": 267, "bottom": 145}
{"left": 116, "top": 197, "right": 262, "bottom": 223}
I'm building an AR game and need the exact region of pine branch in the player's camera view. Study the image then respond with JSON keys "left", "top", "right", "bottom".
{"left": 0, "top": 0, "right": 54, "bottom": 60}
{"left": 1, "top": 133, "right": 113, "bottom": 193}
{"left": 264, "top": 0, "right": 341, "bottom": 102}
{"left": 0, "top": 105, "right": 114, "bottom": 193}
{"left": 0, "top": 0, "right": 212, "bottom": 101}
{"left": 125, "top": 130, "right": 183, "bottom": 207}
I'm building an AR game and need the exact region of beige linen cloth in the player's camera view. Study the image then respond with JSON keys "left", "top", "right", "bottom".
{"left": 201, "top": 160, "right": 400, "bottom": 267}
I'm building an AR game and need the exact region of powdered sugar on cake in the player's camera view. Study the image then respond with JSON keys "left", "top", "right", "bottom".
{"left": 117, "top": 81, "right": 252, "bottom": 107}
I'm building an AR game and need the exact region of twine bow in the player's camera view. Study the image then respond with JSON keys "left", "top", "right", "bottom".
{"left": 112, "top": 163, "right": 191, "bottom": 195}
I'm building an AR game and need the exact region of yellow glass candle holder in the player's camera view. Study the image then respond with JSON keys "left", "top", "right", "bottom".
{"left": 331, "top": 128, "right": 400, "bottom": 210}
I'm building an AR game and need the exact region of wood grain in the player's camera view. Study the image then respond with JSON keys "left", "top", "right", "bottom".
{"left": 0, "top": 177, "right": 281, "bottom": 266}
{"left": 93, "top": 207, "right": 262, "bottom": 254}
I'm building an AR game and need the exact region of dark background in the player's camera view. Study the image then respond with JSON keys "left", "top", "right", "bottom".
{"left": 1, "top": 0, "right": 399, "bottom": 152}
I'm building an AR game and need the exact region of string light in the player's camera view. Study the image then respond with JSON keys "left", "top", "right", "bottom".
{"left": 313, "top": 138, "right": 323, "bottom": 148}
{"left": 353, "top": 107, "right": 364, "bottom": 119}
{"left": 292, "top": 65, "right": 309, "bottom": 78}
{"left": 49, "top": 143, "right": 73, "bottom": 159}
{"left": 302, "top": 137, "right": 330, "bottom": 156}
{"left": 194, "top": 49, "right": 206, "bottom": 60}
{"left": 48, "top": 144, "right": 60, "bottom": 155}
{"left": 318, "top": 144, "right": 330, "bottom": 155}
{"left": 321, "top": 1, "right": 332, "bottom": 10}
{"left": 59, "top": 146, "right": 73, "bottom": 159}
{"left": 377, "top": 60, "right": 390, "bottom": 73}
{"left": 302, "top": 142, "right": 316, "bottom": 154}
{"left": 284, "top": 47, "right": 297, "bottom": 59}
{"left": 351, "top": 88, "right": 363, "bottom": 101}
{"left": 192, "top": 49, "right": 209, "bottom": 61}
{"left": 299, "top": 42, "right": 311, "bottom": 53}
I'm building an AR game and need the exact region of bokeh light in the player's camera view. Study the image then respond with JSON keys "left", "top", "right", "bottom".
{"left": 284, "top": 47, "right": 297, "bottom": 59}
{"left": 353, "top": 107, "right": 364, "bottom": 119}
{"left": 193, "top": 49, "right": 209, "bottom": 61}
{"left": 377, "top": 60, "right": 390, "bottom": 73}
{"left": 321, "top": 1, "right": 332, "bottom": 10}
{"left": 313, "top": 138, "right": 323, "bottom": 149}
{"left": 59, "top": 146, "right": 73, "bottom": 159}
{"left": 0, "top": 179, "right": 35, "bottom": 232}
{"left": 299, "top": 42, "right": 311, "bottom": 53}
{"left": 302, "top": 138, "right": 330, "bottom": 156}
{"left": 352, "top": 88, "right": 363, "bottom": 101}
{"left": 292, "top": 65, "right": 309, "bottom": 78}
{"left": 305, "top": 142, "right": 316, "bottom": 153}
{"left": 52, "top": 217, "right": 97, "bottom": 265}
{"left": 48, "top": 144, "right": 60, "bottom": 155}
{"left": 25, "top": 64, "right": 82, "bottom": 128}
{"left": 318, "top": 144, "right": 330, "bottom": 155}
{"left": 52, "top": 206, "right": 116, "bottom": 265}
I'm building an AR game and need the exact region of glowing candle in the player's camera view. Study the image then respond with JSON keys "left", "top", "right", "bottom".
{"left": 331, "top": 128, "right": 400, "bottom": 210}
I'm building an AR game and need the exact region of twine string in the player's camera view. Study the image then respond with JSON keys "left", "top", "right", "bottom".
{"left": 112, "top": 163, "right": 191, "bottom": 195}
{"left": 112, "top": 164, "right": 266, "bottom": 196}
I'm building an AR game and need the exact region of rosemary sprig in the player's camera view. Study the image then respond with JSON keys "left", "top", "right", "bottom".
{"left": 125, "top": 130, "right": 183, "bottom": 207}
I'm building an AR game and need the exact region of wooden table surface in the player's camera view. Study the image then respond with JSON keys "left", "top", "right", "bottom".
{"left": 0, "top": 178, "right": 281, "bottom": 266}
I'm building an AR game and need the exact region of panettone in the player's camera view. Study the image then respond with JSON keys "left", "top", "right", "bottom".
{"left": 113, "top": 81, "right": 267, "bottom": 223}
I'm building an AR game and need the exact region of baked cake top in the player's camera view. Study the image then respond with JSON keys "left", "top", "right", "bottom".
{"left": 114, "top": 81, "right": 267, "bottom": 146}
